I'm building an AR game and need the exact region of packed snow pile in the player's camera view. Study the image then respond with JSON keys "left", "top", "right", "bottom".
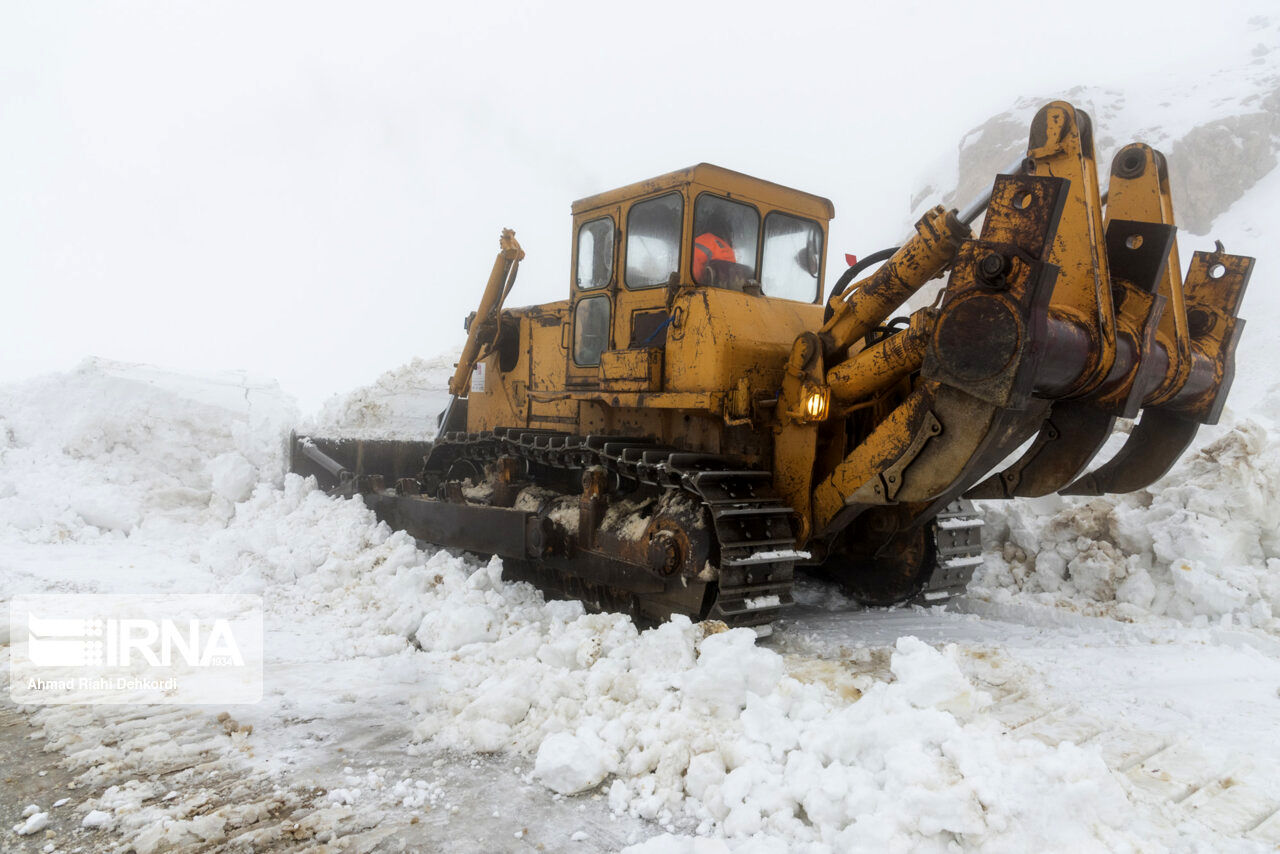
{"left": 973, "top": 406, "right": 1280, "bottom": 632}
{"left": 199, "top": 474, "right": 1158, "bottom": 851}
{"left": 300, "top": 353, "right": 457, "bottom": 440}
{"left": 0, "top": 357, "right": 294, "bottom": 544}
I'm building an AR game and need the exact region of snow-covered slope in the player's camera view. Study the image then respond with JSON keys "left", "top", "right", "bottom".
{"left": 910, "top": 18, "right": 1280, "bottom": 239}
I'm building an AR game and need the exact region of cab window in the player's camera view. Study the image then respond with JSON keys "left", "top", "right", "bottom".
{"left": 625, "top": 193, "right": 682, "bottom": 288}
{"left": 573, "top": 295, "right": 611, "bottom": 366}
{"left": 576, "top": 217, "right": 614, "bottom": 289}
{"left": 692, "top": 195, "right": 759, "bottom": 288}
{"left": 761, "top": 212, "right": 823, "bottom": 302}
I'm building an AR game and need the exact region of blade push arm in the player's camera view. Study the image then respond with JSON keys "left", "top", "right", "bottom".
{"left": 448, "top": 229, "right": 525, "bottom": 396}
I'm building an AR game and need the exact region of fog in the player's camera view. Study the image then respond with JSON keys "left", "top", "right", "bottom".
{"left": 2, "top": 0, "right": 1268, "bottom": 410}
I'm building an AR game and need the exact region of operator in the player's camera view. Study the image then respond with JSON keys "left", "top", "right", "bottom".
{"left": 692, "top": 230, "right": 735, "bottom": 285}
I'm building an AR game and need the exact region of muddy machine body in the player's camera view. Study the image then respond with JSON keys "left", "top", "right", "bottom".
{"left": 294, "top": 103, "right": 1253, "bottom": 631}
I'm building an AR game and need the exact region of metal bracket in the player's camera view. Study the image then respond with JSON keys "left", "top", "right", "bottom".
{"left": 850, "top": 411, "right": 942, "bottom": 504}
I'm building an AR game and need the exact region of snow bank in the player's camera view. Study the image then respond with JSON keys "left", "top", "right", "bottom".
{"left": 200, "top": 474, "right": 1154, "bottom": 851}
{"left": 3, "top": 339, "right": 1272, "bottom": 850}
{"left": 0, "top": 357, "right": 295, "bottom": 545}
{"left": 974, "top": 410, "right": 1280, "bottom": 633}
{"left": 300, "top": 353, "right": 457, "bottom": 440}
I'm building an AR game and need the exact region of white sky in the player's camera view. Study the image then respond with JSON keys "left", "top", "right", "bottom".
{"left": 2, "top": 0, "right": 1272, "bottom": 411}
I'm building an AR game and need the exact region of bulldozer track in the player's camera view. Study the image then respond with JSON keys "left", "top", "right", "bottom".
{"left": 430, "top": 428, "right": 799, "bottom": 631}
{"left": 425, "top": 428, "right": 983, "bottom": 630}
{"left": 918, "top": 499, "right": 985, "bottom": 604}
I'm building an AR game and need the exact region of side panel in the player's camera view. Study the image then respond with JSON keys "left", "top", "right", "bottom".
{"left": 665, "top": 288, "right": 823, "bottom": 396}
{"left": 467, "top": 301, "right": 577, "bottom": 432}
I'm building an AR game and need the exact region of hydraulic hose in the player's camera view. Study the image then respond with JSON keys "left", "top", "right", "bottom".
{"left": 823, "top": 246, "right": 900, "bottom": 322}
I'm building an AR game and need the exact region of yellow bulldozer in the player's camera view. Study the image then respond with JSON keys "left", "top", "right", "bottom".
{"left": 293, "top": 101, "right": 1253, "bottom": 632}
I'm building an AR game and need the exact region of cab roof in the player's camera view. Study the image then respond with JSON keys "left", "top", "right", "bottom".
{"left": 570, "top": 163, "right": 835, "bottom": 221}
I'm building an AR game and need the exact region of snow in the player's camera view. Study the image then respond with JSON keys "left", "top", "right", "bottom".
{"left": 81, "top": 809, "right": 114, "bottom": 828}
{"left": 3, "top": 363, "right": 1203, "bottom": 850}
{"left": 679, "top": 627, "right": 786, "bottom": 719}
{"left": 7, "top": 332, "right": 1280, "bottom": 852}
{"left": 0, "top": 357, "right": 295, "bottom": 548}
{"left": 731, "top": 549, "right": 811, "bottom": 566}
{"left": 534, "top": 731, "right": 612, "bottom": 795}
{"left": 415, "top": 600, "right": 503, "bottom": 652}
{"left": 207, "top": 451, "right": 259, "bottom": 504}
{"left": 973, "top": 399, "right": 1280, "bottom": 632}
{"left": 300, "top": 354, "right": 457, "bottom": 440}
{"left": 12, "top": 811, "right": 49, "bottom": 836}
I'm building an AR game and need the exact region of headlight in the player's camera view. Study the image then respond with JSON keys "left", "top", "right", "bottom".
{"left": 802, "top": 385, "right": 830, "bottom": 421}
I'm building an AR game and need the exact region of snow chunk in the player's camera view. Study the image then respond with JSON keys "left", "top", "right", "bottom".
{"left": 534, "top": 731, "right": 611, "bottom": 795}
{"left": 415, "top": 603, "right": 501, "bottom": 651}
{"left": 327, "top": 788, "right": 360, "bottom": 805}
{"left": 890, "top": 636, "right": 987, "bottom": 717}
{"left": 680, "top": 628, "right": 783, "bottom": 717}
{"left": 13, "top": 811, "right": 49, "bottom": 835}
{"left": 81, "top": 809, "right": 114, "bottom": 828}
{"left": 208, "top": 452, "right": 258, "bottom": 503}
{"left": 1170, "top": 559, "right": 1251, "bottom": 617}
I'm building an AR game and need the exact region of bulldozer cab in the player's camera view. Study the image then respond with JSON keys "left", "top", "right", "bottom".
{"left": 566, "top": 164, "right": 834, "bottom": 386}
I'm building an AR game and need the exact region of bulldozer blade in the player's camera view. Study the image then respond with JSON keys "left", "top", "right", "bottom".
{"left": 965, "top": 401, "right": 1116, "bottom": 499}
{"left": 289, "top": 433, "right": 434, "bottom": 495}
{"left": 1060, "top": 409, "right": 1199, "bottom": 496}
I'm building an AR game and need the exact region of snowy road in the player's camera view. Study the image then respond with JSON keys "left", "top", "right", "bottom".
{"left": 0, "top": 538, "right": 653, "bottom": 853}
{"left": 775, "top": 591, "right": 1280, "bottom": 844}
{"left": 0, "top": 689, "right": 651, "bottom": 853}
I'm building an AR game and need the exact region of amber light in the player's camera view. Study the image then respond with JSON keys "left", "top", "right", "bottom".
{"left": 802, "top": 385, "right": 830, "bottom": 421}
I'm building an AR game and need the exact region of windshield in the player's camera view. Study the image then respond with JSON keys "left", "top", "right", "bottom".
{"left": 692, "top": 195, "right": 759, "bottom": 284}
{"left": 761, "top": 212, "right": 822, "bottom": 302}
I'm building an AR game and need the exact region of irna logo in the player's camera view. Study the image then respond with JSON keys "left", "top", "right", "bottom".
{"left": 27, "top": 614, "right": 245, "bottom": 668}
